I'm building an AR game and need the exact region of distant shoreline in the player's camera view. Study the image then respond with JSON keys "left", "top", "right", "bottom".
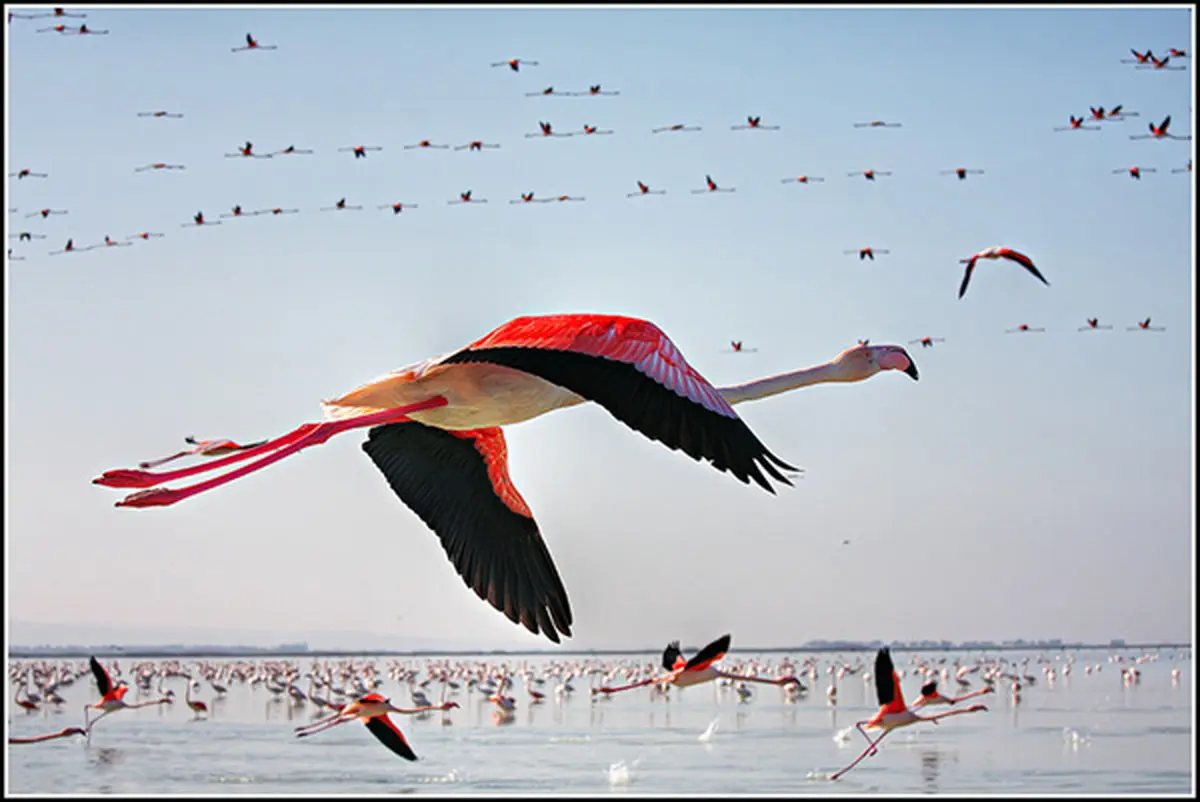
{"left": 7, "top": 642, "right": 1191, "bottom": 660}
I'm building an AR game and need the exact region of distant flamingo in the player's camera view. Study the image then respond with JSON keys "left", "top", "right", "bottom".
{"left": 692, "top": 174, "right": 735, "bottom": 193}
{"left": 1103, "top": 104, "right": 1139, "bottom": 120}
{"left": 9, "top": 169, "right": 48, "bottom": 179}
{"left": 526, "top": 121, "right": 573, "bottom": 138}
{"left": 651, "top": 123, "right": 701, "bottom": 134}
{"left": 1166, "top": 48, "right": 1188, "bottom": 58}
{"left": 1129, "top": 115, "right": 1190, "bottom": 140}
{"left": 597, "top": 635, "right": 802, "bottom": 695}
{"left": 232, "top": 32, "right": 277, "bottom": 52}
{"left": 569, "top": 84, "right": 619, "bottom": 96}
{"left": 940, "top": 168, "right": 984, "bottom": 181}
{"left": 182, "top": 211, "right": 221, "bottom": 227}
{"left": 729, "top": 341, "right": 758, "bottom": 353}
{"left": 908, "top": 337, "right": 945, "bottom": 349}
{"left": 403, "top": 139, "right": 450, "bottom": 150}
{"left": 1078, "top": 318, "right": 1113, "bottom": 331}
{"left": 295, "top": 693, "right": 457, "bottom": 759}
{"left": 454, "top": 140, "right": 500, "bottom": 151}
{"left": 1054, "top": 115, "right": 1101, "bottom": 132}
{"left": 1005, "top": 324, "right": 1046, "bottom": 333}
{"left": 732, "top": 116, "right": 780, "bottom": 130}
{"left": 1121, "top": 48, "right": 1155, "bottom": 65}
{"left": 782, "top": 175, "right": 825, "bottom": 184}
{"left": 830, "top": 649, "right": 988, "bottom": 780}
{"left": 1136, "top": 54, "right": 1185, "bottom": 70}
{"left": 225, "top": 141, "right": 271, "bottom": 159}
{"left": 135, "top": 162, "right": 185, "bottom": 172}
{"left": 492, "top": 58, "right": 537, "bottom": 72}
{"left": 139, "top": 436, "right": 269, "bottom": 469}
{"left": 9, "top": 727, "right": 87, "bottom": 744}
{"left": 849, "top": 169, "right": 892, "bottom": 181}
{"left": 379, "top": 202, "right": 419, "bottom": 215}
{"left": 1171, "top": 159, "right": 1192, "bottom": 173}
{"left": 911, "top": 680, "right": 995, "bottom": 709}
{"left": 272, "top": 145, "right": 314, "bottom": 156}
{"left": 185, "top": 680, "right": 209, "bottom": 718}
{"left": 853, "top": 120, "right": 902, "bottom": 128}
{"left": 627, "top": 180, "right": 666, "bottom": 197}
{"left": 1127, "top": 317, "right": 1165, "bottom": 331}
{"left": 338, "top": 145, "right": 382, "bottom": 158}
{"left": 578, "top": 124, "right": 613, "bottom": 135}
{"left": 448, "top": 190, "right": 487, "bottom": 204}
{"left": 845, "top": 248, "right": 889, "bottom": 261}
{"left": 957, "top": 247, "right": 1048, "bottom": 299}
{"left": 1113, "top": 166, "right": 1156, "bottom": 179}
{"left": 94, "top": 315, "right": 918, "bottom": 643}
{"left": 137, "top": 110, "right": 183, "bottom": 119}
{"left": 320, "top": 198, "right": 363, "bottom": 211}
{"left": 526, "top": 86, "right": 568, "bottom": 97}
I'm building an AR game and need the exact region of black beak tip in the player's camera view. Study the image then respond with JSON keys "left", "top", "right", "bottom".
{"left": 904, "top": 363, "right": 920, "bottom": 381}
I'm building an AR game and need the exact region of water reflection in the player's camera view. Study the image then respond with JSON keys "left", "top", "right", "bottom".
{"left": 87, "top": 746, "right": 125, "bottom": 766}
{"left": 920, "top": 749, "right": 941, "bottom": 792}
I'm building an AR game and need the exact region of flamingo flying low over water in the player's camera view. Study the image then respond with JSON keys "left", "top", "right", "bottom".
{"left": 84, "top": 656, "right": 168, "bottom": 739}
{"left": 94, "top": 314, "right": 919, "bottom": 643}
{"left": 598, "top": 634, "right": 802, "bottom": 695}
{"left": 830, "top": 649, "right": 988, "bottom": 780}
{"left": 957, "top": 247, "right": 1048, "bottom": 299}
{"left": 910, "top": 680, "right": 995, "bottom": 709}
{"left": 295, "top": 693, "right": 457, "bottom": 759}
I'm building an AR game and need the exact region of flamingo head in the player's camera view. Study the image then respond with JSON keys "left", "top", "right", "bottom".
{"left": 833, "top": 344, "right": 919, "bottom": 382}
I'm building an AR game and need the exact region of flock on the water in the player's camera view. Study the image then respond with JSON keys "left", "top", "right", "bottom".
{"left": 8, "top": 644, "right": 1186, "bottom": 779}
{"left": 7, "top": 9, "right": 1192, "bottom": 781}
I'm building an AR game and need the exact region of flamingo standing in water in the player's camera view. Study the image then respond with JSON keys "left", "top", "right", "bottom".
{"left": 9, "top": 727, "right": 88, "bottom": 745}
{"left": 84, "top": 657, "right": 169, "bottom": 739}
{"left": 597, "top": 635, "right": 802, "bottom": 695}
{"left": 93, "top": 314, "right": 918, "bottom": 644}
{"left": 295, "top": 693, "right": 457, "bottom": 759}
{"left": 957, "top": 247, "right": 1048, "bottom": 299}
{"left": 830, "top": 649, "right": 988, "bottom": 780}
{"left": 1078, "top": 318, "right": 1113, "bottom": 331}
{"left": 185, "top": 680, "right": 209, "bottom": 718}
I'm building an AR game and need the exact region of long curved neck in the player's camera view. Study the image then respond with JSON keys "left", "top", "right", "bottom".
{"left": 717, "top": 361, "right": 846, "bottom": 406}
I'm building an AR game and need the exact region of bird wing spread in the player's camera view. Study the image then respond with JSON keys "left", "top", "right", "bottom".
{"left": 685, "top": 633, "right": 732, "bottom": 671}
{"left": 363, "top": 715, "right": 418, "bottom": 761}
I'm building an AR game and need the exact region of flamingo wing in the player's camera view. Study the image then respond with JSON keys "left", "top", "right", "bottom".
{"left": 89, "top": 656, "right": 113, "bottom": 698}
{"left": 362, "top": 422, "right": 572, "bottom": 643}
{"left": 685, "top": 633, "right": 732, "bottom": 671}
{"left": 998, "top": 250, "right": 1049, "bottom": 285}
{"left": 363, "top": 715, "right": 418, "bottom": 761}
{"left": 957, "top": 258, "right": 977, "bottom": 299}
{"left": 874, "top": 648, "right": 905, "bottom": 709}
{"left": 662, "top": 640, "right": 684, "bottom": 670}
{"left": 441, "top": 315, "right": 796, "bottom": 493}
{"left": 920, "top": 680, "right": 937, "bottom": 697}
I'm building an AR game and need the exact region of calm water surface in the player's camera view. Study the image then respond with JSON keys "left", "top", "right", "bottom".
{"left": 6, "top": 648, "right": 1193, "bottom": 794}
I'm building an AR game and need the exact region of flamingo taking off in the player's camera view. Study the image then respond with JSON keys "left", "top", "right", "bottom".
{"left": 295, "top": 693, "right": 457, "bottom": 759}
{"left": 94, "top": 315, "right": 919, "bottom": 644}
{"left": 957, "top": 247, "right": 1048, "bottom": 299}
{"left": 84, "top": 656, "right": 169, "bottom": 739}
{"left": 830, "top": 649, "right": 988, "bottom": 780}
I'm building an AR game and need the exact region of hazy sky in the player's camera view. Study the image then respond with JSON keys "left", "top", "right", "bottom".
{"left": 5, "top": 7, "right": 1194, "bottom": 651}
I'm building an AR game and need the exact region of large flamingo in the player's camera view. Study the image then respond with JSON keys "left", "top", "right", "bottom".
{"left": 1129, "top": 115, "right": 1190, "bottom": 141}
{"left": 84, "top": 656, "right": 169, "bottom": 739}
{"left": 139, "top": 436, "right": 269, "bottom": 469}
{"left": 957, "top": 247, "right": 1048, "bottom": 299}
{"left": 9, "top": 727, "right": 88, "bottom": 745}
{"left": 597, "top": 634, "right": 801, "bottom": 695}
{"left": 94, "top": 314, "right": 919, "bottom": 643}
{"left": 295, "top": 693, "right": 457, "bottom": 759}
{"left": 830, "top": 649, "right": 988, "bottom": 780}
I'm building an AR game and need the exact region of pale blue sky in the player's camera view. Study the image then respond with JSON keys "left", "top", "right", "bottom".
{"left": 5, "top": 7, "right": 1194, "bottom": 651}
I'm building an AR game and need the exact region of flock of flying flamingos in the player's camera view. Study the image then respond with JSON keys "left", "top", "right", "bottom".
{"left": 7, "top": 12, "right": 1193, "bottom": 780}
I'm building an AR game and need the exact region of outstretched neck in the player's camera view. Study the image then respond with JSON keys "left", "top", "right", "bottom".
{"left": 717, "top": 362, "right": 845, "bottom": 406}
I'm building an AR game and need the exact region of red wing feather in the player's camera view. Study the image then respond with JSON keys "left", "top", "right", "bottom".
{"left": 363, "top": 715, "right": 418, "bottom": 761}
{"left": 362, "top": 422, "right": 571, "bottom": 643}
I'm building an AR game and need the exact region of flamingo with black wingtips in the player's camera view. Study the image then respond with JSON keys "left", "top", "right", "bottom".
{"left": 1128, "top": 317, "right": 1165, "bottom": 331}
{"left": 598, "top": 634, "right": 801, "bottom": 695}
{"left": 732, "top": 115, "right": 780, "bottom": 130}
{"left": 509, "top": 192, "right": 549, "bottom": 205}
{"left": 627, "top": 180, "right": 666, "bottom": 197}
{"left": 84, "top": 656, "right": 170, "bottom": 740}
{"left": 1121, "top": 48, "right": 1154, "bottom": 64}
{"left": 27, "top": 208, "right": 68, "bottom": 219}
{"left": 526, "top": 86, "right": 567, "bottom": 97}
{"left": 728, "top": 341, "right": 758, "bottom": 353}
{"left": 845, "top": 248, "right": 889, "bottom": 261}
{"left": 957, "top": 247, "right": 1048, "bottom": 299}
{"left": 182, "top": 211, "right": 221, "bottom": 228}
{"left": 911, "top": 679, "right": 995, "bottom": 709}
{"left": 9, "top": 169, "right": 48, "bottom": 179}
{"left": 225, "top": 142, "right": 272, "bottom": 159}
{"left": 578, "top": 124, "right": 613, "bottom": 135}
{"left": 321, "top": 198, "right": 363, "bottom": 212}
{"left": 1136, "top": 54, "right": 1185, "bottom": 70}
{"left": 454, "top": 140, "right": 500, "bottom": 151}
{"left": 125, "top": 232, "right": 165, "bottom": 241}
{"left": 526, "top": 121, "right": 573, "bottom": 138}
{"left": 137, "top": 110, "right": 184, "bottom": 119}
{"left": 1129, "top": 115, "right": 1190, "bottom": 140}
{"left": 1005, "top": 324, "right": 1046, "bottom": 334}
{"left": 782, "top": 175, "right": 825, "bottom": 184}
{"left": 448, "top": 190, "right": 487, "bottom": 204}
{"left": 940, "top": 168, "right": 984, "bottom": 180}
{"left": 254, "top": 207, "right": 300, "bottom": 216}
{"left": 273, "top": 145, "right": 314, "bottom": 156}
{"left": 93, "top": 315, "right": 919, "bottom": 643}
{"left": 849, "top": 169, "right": 892, "bottom": 181}
{"left": 830, "top": 648, "right": 988, "bottom": 780}
{"left": 138, "top": 436, "right": 270, "bottom": 469}
{"left": 908, "top": 337, "right": 945, "bottom": 349}
{"left": 1113, "top": 166, "right": 1156, "bottom": 179}
{"left": 569, "top": 84, "right": 619, "bottom": 96}
{"left": 492, "top": 58, "right": 537, "bottom": 72}
{"left": 135, "top": 162, "right": 186, "bottom": 172}
{"left": 692, "top": 174, "right": 735, "bottom": 193}
{"left": 295, "top": 693, "right": 457, "bottom": 759}
{"left": 1054, "top": 115, "right": 1101, "bottom": 132}
{"left": 651, "top": 123, "right": 701, "bottom": 134}
{"left": 1078, "top": 318, "right": 1112, "bottom": 331}
{"left": 338, "top": 145, "right": 382, "bottom": 158}
{"left": 404, "top": 139, "right": 451, "bottom": 150}
{"left": 232, "top": 33, "right": 277, "bottom": 52}
{"left": 1104, "top": 104, "right": 1139, "bottom": 120}
{"left": 379, "top": 202, "right": 419, "bottom": 215}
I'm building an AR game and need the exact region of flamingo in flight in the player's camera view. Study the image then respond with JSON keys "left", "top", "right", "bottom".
{"left": 137, "top": 110, "right": 184, "bottom": 119}
{"left": 135, "top": 162, "right": 186, "bottom": 172}
{"left": 321, "top": 198, "right": 363, "bottom": 212}
{"left": 651, "top": 123, "right": 701, "bottom": 134}
{"left": 845, "top": 248, "right": 889, "bottom": 261}
{"left": 492, "top": 58, "right": 537, "bottom": 72}
{"left": 380, "top": 202, "right": 419, "bottom": 215}
{"left": 853, "top": 120, "right": 902, "bottom": 128}
{"left": 50, "top": 238, "right": 94, "bottom": 255}
{"left": 830, "top": 648, "right": 988, "bottom": 781}
{"left": 84, "top": 656, "right": 170, "bottom": 740}
{"left": 36, "top": 23, "right": 77, "bottom": 33}
{"left": 1128, "top": 317, "right": 1165, "bottom": 331}
{"left": 182, "top": 211, "right": 221, "bottom": 227}
{"left": 8, "top": 249, "right": 25, "bottom": 261}
{"left": 1137, "top": 54, "right": 1185, "bottom": 70}
{"left": 27, "top": 208, "right": 67, "bottom": 218}
{"left": 10, "top": 231, "right": 45, "bottom": 242}
{"left": 940, "top": 168, "right": 984, "bottom": 181}
{"left": 93, "top": 314, "right": 919, "bottom": 643}
{"left": 849, "top": 169, "right": 892, "bottom": 181}
{"left": 253, "top": 207, "right": 300, "bottom": 216}
{"left": 1054, "top": 115, "right": 1101, "bottom": 132}
{"left": 1171, "top": 159, "right": 1192, "bottom": 173}
{"left": 729, "top": 341, "right": 758, "bottom": 353}
{"left": 9, "top": 169, "right": 48, "bottom": 179}
{"left": 295, "top": 693, "right": 457, "bottom": 759}
{"left": 1129, "top": 115, "right": 1190, "bottom": 140}
{"left": 1166, "top": 48, "right": 1188, "bottom": 58}
{"left": 1078, "top": 318, "right": 1112, "bottom": 331}
{"left": 692, "top": 174, "right": 735, "bottom": 193}
{"left": 1121, "top": 49, "right": 1155, "bottom": 64}
{"left": 220, "top": 205, "right": 251, "bottom": 219}
{"left": 597, "top": 634, "right": 802, "bottom": 695}
{"left": 1114, "top": 166, "right": 1156, "bottom": 179}
{"left": 233, "top": 33, "right": 277, "bottom": 52}
{"left": 510, "top": 192, "right": 550, "bottom": 205}
{"left": 732, "top": 116, "right": 780, "bottom": 130}
{"left": 9, "top": 727, "right": 88, "bottom": 745}
{"left": 1005, "top": 324, "right": 1046, "bottom": 334}
{"left": 69, "top": 24, "right": 108, "bottom": 35}
{"left": 910, "top": 680, "right": 994, "bottom": 709}
{"left": 404, "top": 140, "right": 451, "bottom": 150}
{"left": 578, "top": 124, "right": 613, "bottom": 135}
{"left": 526, "top": 86, "right": 568, "bottom": 97}
{"left": 126, "top": 232, "right": 166, "bottom": 241}
{"left": 96, "top": 235, "right": 132, "bottom": 249}
{"left": 1095, "top": 104, "right": 1139, "bottom": 121}
{"left": 139, "top": 436, "right": 270, "bottom": 469}
{"left": 569, "top": 84, "right": 620, "bottom": 96}
{"left": 627, "top": 180, "right": 666, "bottom": 197}
{"left": 526, "top": 121, "right": 573, "bottom": 138}
{"left": 338, "top": 145, "right": 383, "bottom": 158}
{"left": 551, "top": 194, "right": 585, "bottom": 202}
{"left": 908, "top": 337, "right": 945, "bottom": 349}
{"left": 454, "top": 140, "right": 500, "bottom": 151}
{"left": 957, "top": 247, "right": 1048, "bottom": 299}
{"left": 27, "top": 7, "right": 88, "bottom": 18}
{"left": 272, "top": 145, "right": 314, "bottom": 156}
{"left": 447, "top": 190, "right": 487, "bottom": 204}
{"left": 225, "top": 141, "right": 271, "bottom": 159}
{"left": 782, "top": 175, "right": 825, "bottom": 184}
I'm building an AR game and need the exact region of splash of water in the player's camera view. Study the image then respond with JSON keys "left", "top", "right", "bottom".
{"left": 834, "top": 726, "right": 854, "bottom": 745}
{"left": 699, "top": 717, "right": 720, "bottom": 742}
{"left": 607, "top": 760, "right": 633, "bottom": 786}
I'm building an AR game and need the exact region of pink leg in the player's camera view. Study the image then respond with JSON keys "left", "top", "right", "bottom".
{"left": 831, "top": 730, "right": 890, "bottom": 781}
{"left": 137, "top": 451, "right": 191, "bottom": 470}
{"left": 596, "top": 677, "right": 658, "bottom": 695}
{"left": 96, "top": 398, "right": 449, "bottom": 506}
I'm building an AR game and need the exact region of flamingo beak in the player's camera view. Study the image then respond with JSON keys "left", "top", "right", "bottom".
{"left": 878, "top": 349, "right": 919, "bottom": 381}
